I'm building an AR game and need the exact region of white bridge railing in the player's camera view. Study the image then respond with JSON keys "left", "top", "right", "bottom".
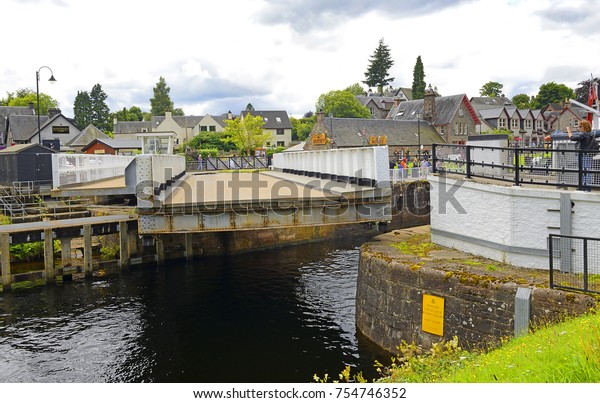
{"left": 52, "top": 154, "right": 135, "bottom": 188}
{"left": 272, "top": 146, "right": 391, "bottom": 187}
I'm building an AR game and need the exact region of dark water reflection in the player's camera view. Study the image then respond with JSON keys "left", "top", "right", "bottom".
{"left": 0, "top": 238, "right": 387, "bottom": 382}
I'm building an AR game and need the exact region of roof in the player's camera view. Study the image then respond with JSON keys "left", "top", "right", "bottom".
{"left": 113, "top": 121, "right": 154, "bottom": 134}
{"left": 7, "top": 114, "right": 48, "bottom": 141}
{"left": 81, "top": 138, "right": 142, "bottom": 152}
{"left": 470, "top": 96, "right": 514, "bottom": 109}
{"left": 241, "top": 110, "right": 292, "bottom": 129}
{"left": 390, "top": 94, "right": 481, "bottom": 126}
{"left": 152, "top": 115, "right": 204, "bottom": 128}
{"left": 317, "top": 117, "right": 445, "bottom": 148}
{"left": 0, "top": 143, "right": 57, "bottom": 154}
{"left": 67, "top": 124, "right": 110, "bottom": 147}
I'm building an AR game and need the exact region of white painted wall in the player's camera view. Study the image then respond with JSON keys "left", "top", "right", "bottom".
{"left": 429, "top": 174, "right": 600, "bottom": 269}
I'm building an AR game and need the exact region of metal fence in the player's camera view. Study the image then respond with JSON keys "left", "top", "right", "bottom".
{"left": 389, "top": 166, "right": 432, "bottom": 183}
{"left": 549, "top": 234, "right": 600, "bottom": 294}
{"left": 51, "top": 154, "right": 135, "bottom": 188}
{"left": 187, "top": 156, "right": 269, "bottom": 172}
{"left": 432, "top": 144, "right": 600, "bottom": 191}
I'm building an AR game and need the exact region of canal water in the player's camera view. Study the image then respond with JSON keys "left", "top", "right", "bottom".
{"left": 0, "top": 237, "right": 389, "bottom": 383}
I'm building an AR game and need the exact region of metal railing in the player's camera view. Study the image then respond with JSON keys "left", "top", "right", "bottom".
{"left": 389, "top": 166, "right": 432, "bottom": 183}
{"left": 432, "top": 144, "right": 600, "bottom": 191}
{"left": 187, "top": 156, "right": 269, "bottom": 172}
{"left": 549, "top": 234, "right": 600, "bottom": 294}
{"left": 52, "top": 154, "right": 135, "bottom": 188}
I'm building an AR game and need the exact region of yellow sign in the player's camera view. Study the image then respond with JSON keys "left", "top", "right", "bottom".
{"left": 422, "top": 294, "right": 444, "bottom": 336}
{"left": 312, "top": 133, "right": 327, "bottom": 145}
{"left": 368, "top": 135, "right": 387, "bottom": 145}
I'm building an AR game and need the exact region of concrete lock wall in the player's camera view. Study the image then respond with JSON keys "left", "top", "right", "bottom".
{"left": 429, "top": 174, "right": 600, "bottom": 269}
{"left": 355, "top": 245, "right": 596, "bottom": 353}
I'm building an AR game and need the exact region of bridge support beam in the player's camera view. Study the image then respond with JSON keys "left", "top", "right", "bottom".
{"left": 44, "top": 229, "right": 55, "bottom": 284}
{"left": 1, "top": 233, "right": 11, "bottom": 292}
{"left": 83, "top": 225, "right": 93, "bottom": 277}
{"left": 185, "top": 233, "right": 193, "bottom": 261}
{"left": 119, "top": 221, "right": 130, "bottom": 269}
{"left": 156, "top": 236, "right": 165, "bottom": 265}
{"left": 60, "top": 237, "right": 72, "bottom": 268}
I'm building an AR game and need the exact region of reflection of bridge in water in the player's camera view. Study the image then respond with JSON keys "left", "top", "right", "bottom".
{"left": 51, "top": 147, "right": 393, "bottom": 235}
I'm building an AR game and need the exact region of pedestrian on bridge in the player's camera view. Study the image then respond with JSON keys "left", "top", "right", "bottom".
{"left": 197, "top": 154, "right": 203, "bottom": 170}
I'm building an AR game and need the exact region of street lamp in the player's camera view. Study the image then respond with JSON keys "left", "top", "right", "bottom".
{"left": 36, "top": 66, "right": 56, "bottom": 145}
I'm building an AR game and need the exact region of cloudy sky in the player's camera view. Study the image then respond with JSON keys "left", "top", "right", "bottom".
{"left": 2, "top": 0, "right": 599, "bottom": 118}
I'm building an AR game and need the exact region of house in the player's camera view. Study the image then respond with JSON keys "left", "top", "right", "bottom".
{"left": 477, "top": 107, "right": 510, "bottom": 133}
{"left": 66, "top": 124, "right": 111, "bottom": 152}
{"left": 81, "top": 138, "right": 142, "bottom": 155}
{"left": 0, "top": 105, "right": 36, "bottom": 147}
{"left": 388, "top": 86, "right": 481, "bottom": 144}
{"left": 355, "top": 87, "right": 413, "bottom": 119}
{"left": 240, "top": 110, "right": 292, "bottom": 147}
{"left": 305, "top": 111, "right": 444, "bottom": 161}
{"left": 4, "top": 108, "right": 81, "bottom": 148}
{"left": 469, "top": 96, "right": 514, "bottom": 110}
{"left": 542, "top": 104, "right": 581, "bottom": 133}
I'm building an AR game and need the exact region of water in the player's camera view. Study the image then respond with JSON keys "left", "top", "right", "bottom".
{"left": 0, "top": 238, "right": 388, "bottom": 383}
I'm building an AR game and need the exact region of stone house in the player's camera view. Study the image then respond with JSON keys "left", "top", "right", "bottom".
{"left": 240, "top": 110, "right": 292, "bottom": 147}
{"left": 4, "top": 108, "right": 81, "bottom": 149}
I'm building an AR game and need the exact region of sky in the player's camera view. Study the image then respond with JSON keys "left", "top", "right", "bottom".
{"left": 2, "top": 0, "right": 600, "bottom": 119}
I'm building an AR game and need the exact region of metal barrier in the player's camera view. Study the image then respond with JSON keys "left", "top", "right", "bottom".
{"left": 389, "top": 166, "right": 432, "bottom": 183}
{"left": 549, "top": 234, "right": 600, "bottom": 294}
{"left": 52, "top": 154, "right": 135, "bottom": 188}
{"left": 433, "top": 144, "right": 600, "bottom": 191}
{"left": 187, "top": 156, "right": 269, "bottom": 172}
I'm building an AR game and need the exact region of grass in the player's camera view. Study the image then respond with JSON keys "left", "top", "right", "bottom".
{"left": 380, "top": 309, "right": 600, "bottom": 383}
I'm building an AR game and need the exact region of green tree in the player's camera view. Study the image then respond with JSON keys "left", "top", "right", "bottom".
{"left": 411, "top": 56, "right": 426, "bottom": 100}
{"left": 3, "top": 88, "right": 58, "bottom": 115}
{"left": 150, "top": 76, "right": 175, "bottom": 116}
{"left": 574, "top": 76, "right": 600, "bottom": 105}
{"left": 223, "top": 114, "right": 270, "bottom": 155}
{"left": 511, "top": 93, "right": 531, "bottom": 109}
{"left": 73, "top": 91, "right": 92, "bottom": 129}
{"left": 479, "top": 81, "right": 504, "bottom": 97}
{"left": 113, "top": 106, "right": 145, "bottom": 122}
{"left": 245, "top": 103, "right": 255, "bottom": 111}
{"left": 90, "top": 84, "right": 111, "bottom": 132}
{"left": 316, "top": 90, "right": 371, "bottom": 118}
{"left": 290, "top": 115, "right": 316, "bottom": 141}
{"left": 344, "top": 83, "right": 365, "bottom": 96}
{"left": 363, "top": 38, "right": 394, "bottom": 94}
{"left": 531, "top": 82, "right": 575, "bottom": 109}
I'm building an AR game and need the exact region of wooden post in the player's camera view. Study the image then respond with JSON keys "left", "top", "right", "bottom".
{"left": 1, "top": 233, "right": 11, "bottom": 292}
{"left": 119, "top": 221, "right": 130, "bottom": 269}
{"left": 44, "top": 228, "right": 55, "bottom": 284}
{"left": 60, "top": 237, "right": 72, "bottom": 267}
{"left": 83, "top": 224, "right": 93, "bottom": 277}
{"left": 156, "top": 236, "right": 165, "bottom": 265}
{"left": 185, "top": 233, "right": 193, "bottom": 261}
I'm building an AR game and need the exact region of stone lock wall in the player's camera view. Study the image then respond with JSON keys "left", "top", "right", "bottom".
{"left": 355, "top": 233, "right": 596, "bottom": 353}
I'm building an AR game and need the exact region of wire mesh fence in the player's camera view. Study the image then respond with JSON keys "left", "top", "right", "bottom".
{"left": 549, "top": 234, "right": 600, "bottom": 294}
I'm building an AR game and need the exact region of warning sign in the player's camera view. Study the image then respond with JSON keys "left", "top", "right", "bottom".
{"left": 422, "top": 294, "right": 444, "bottom": 336}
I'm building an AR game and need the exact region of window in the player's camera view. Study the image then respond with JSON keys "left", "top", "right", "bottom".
{"left": 511, "top": 119, "right": 518, "bottom": 129}
{"left": 209, "top": 126, "right": 216, "bottom": 132}
{"left": 498, "top": 118, "right": 507, "bottom": 128}
{"left": 277, "top": 141, "right": 284, "bottom": 147}
{"left": 277, "top": 129, "right": 284, "bottom": 135}
{"left": 525, "top": 119, "right": 532, "bottom": 129}
{"left": 458, "top": 107, "right": 464, "bottom": 117}
{"left": 276, "top": 117, "right": 281, "bottom": 123}
{"left": 200, "top": 126, "right": 208, "bottom": 132}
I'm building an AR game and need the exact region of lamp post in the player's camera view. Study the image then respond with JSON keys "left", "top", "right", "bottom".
{"left": 36, "top": 66, "right": 56, "bottom": 145}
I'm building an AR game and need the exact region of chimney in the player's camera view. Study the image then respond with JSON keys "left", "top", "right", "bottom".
{"left": 317, "top": 109, "right": 324, "bottom": 124}
{"left": 227, "top": 111, "right": 233, "bottom": 120}
{"left": 48, "top": 108, "right": 61, "bottom": 118}
{"left": 165, "top": 110, "right": 172, "bottom": 119}
{"left": 394, "top": 97, "right": 400, "bottom": 107}
{"left": 423, "top": 84, "right": 436, "bottom": 122}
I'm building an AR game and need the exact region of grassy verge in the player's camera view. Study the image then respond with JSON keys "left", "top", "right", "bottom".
{"left": 379, "top": 309, "right": 600, "bottom": 383}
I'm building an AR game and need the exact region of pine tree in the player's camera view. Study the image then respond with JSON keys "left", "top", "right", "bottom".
{"left": 73, "top": 91, "right": 92, "bottom": 130}
{"left": 411, "top": 56, "right": 426, "bottom": 100}
{"left": 90, "top": 84, "right": 111, "bottom": 132}
{"left": 363, "top": 38, "right": 394, "bottom": 94}
{"left": 150, "top": 76, "right": 175, "bottom": 116}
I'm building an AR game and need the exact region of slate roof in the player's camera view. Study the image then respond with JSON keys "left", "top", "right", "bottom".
{"left": 113, "top": 121, "right": 154, "bottom": 134}
{"left": 241, "top": 110, "right": 291, "bottom": 129}
{"left": 7, "top": 114, "right": 48, "bottom": 141}
{"left": 67, "top": 124, "right": 111, "bottom": 147}
{"left": 470, "top": 96, "right": 514, "bottom": 109}
{"left": 0, "top": 143, "right": 57, "bottom": 154}
{"left": 318, "top": 117, "right": 444, "bottom": 148}
{"left": 152, "top": 115, "right": 204, "bottom": 128}
{"left": 81, "top": 138, "right": 142, "bottom": 152}
{"left": 389, "top": 94, "right": 481, "bottom": 126}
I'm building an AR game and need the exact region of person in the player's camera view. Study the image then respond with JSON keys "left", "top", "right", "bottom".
{"left": 197, "top": 153, "right": 203, "bottom": 170}
{"left": 566, "top": 120, "right": 596, "bottom": 190}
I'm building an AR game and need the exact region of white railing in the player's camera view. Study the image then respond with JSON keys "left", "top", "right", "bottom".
{"left": 389, "top": 166, "right": 432, "bottom": 183}
{"left": 272, "top": 146, "right": 390, "bottom": 187}
{"left": 52, "top": 154, "right": 135, "bottom": 188}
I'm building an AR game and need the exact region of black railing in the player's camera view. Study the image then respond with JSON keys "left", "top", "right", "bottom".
{"left": 187, "top": 156, "right": 269, "bottom": 172}
{"left": 432, "top": 144, "right": 600, "bottom": 191}
{"left": 549, "top": 234, "right": 600, "bottom": 295}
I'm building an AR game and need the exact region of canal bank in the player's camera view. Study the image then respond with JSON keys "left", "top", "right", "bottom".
{"left": 355, "top": 226, "right": 598, "bottom": 354}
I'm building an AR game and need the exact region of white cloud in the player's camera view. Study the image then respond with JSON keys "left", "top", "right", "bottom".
{"left": 2, "top": 0, "right": 600, "bottom": 119}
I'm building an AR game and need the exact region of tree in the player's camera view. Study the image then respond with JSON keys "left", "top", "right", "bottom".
{"left": 223, "top": 114, "right": 270, "bottom": 155}
{"left": 511, "top": 94, "right": 531, "bottom": 109}
{"left": 344, "top": 83, "right": 365, "bottom": 96}
{"left": 150, "top": 76, "right": 175, "bottom": 116}
{"left": 479, "top": 81, "right": 504, "bottom": 97}
{"left": 73, "top": 91, "right": 92, "bottom": 129}
{"left": 411, "top": 56, "right": 426, "bottom": 100}
{"left": 574, "top": 76, "right": 600, "bottom": 105}
{"left": 531, "top": 82, "right": 575, "bottom": 109}
{"left": 363, "top": 38, "right": 394, "bottom": 94}
{"left": 2, "top": 88, "right": 59, "bottom": 115}
{"left": 245, "top": 103, "right": 255, "bottom": 111}
{"left": 316, "top": 90, "right": 371, "bottom": 118}
{"left": 113, "top": 106, "right": 145, "bottom": 122}
{"left": 90, "top": 84, "right": 111, "bottom": 132}
{"left": 290, "top": 115, "right": 316, "bottom": 141}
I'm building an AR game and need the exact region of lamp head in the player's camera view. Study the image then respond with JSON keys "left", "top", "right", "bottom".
{"left": 48, "top": 75, "right": 57, "bottom": 83}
